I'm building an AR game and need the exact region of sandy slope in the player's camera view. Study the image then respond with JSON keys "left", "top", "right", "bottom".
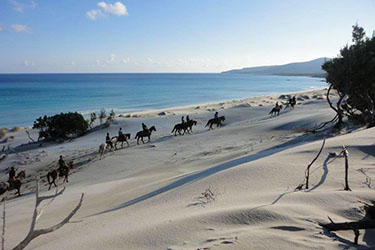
{"left": 2, "top": 89, "right": 375, "bottom": 249}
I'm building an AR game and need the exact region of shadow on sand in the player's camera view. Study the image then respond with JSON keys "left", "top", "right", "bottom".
{"left": 91, "top": 131, "right": 328, "bottom": 217}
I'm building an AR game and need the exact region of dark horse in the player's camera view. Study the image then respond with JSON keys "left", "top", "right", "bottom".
{"left": 135, "top": 126, "right": 156, "bottom": 144}
{"left": 268, "top": 105, "right": 282, "bottom": 116}
{"left": 0, "top": 170, "right": 26, "bottom": 196}
{"left": 47, "top": 162, "right": 73, "bottom": 190}
{"left": 172, "top": 120, "right": 197, "bottom": 136}
{"left": 112, "top": 133, "right": 131, "bottom": 149}
{"left": 183, "top": 120, "right": 197, "bottom": 134}
{"left": 205, "top": 116, "right": 225, "bottom": 130}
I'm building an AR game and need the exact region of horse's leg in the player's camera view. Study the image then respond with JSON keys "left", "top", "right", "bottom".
{"left": 142, "top": 137, "right": 145, "bottom": 144}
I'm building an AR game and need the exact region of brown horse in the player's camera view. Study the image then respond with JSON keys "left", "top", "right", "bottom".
{"left": 135, "top": 126, "right": 156, "bottom": 144}
{"left": 112, "top": 133, "right": 131, "bottom": 149}
{"left": 0, "top": 170, "right": 26, "bottom": 196}
{"left": 205, "top": 116, "right": 225, "bottom": 130}
{"left": 47, "top": 162, "right": 73, "bottom": 190}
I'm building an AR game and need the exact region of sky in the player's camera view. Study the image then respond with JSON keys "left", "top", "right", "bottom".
{"left": 0, "top": 0, "right": 375, "bottom": 73}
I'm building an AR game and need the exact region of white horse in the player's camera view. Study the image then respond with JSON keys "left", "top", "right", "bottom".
{"left": 98, "top": 140, "right": 115, "bottom": 158}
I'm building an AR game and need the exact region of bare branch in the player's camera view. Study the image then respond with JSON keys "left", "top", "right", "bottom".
{"left": 304, "top": 138, "right": 326, "bottom": 189}
{"left": 11, "top": 178, "right": 84, "bottom": 250}
{"left": 25, "top": 131, "right": 36, "bottom": 143}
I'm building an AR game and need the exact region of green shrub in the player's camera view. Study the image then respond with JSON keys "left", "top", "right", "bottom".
{"left": 33, "top": 112, "right": 88, "bottom": 141}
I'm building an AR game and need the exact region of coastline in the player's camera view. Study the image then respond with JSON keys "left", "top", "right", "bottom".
{"left": 118, "top": 87, "right": 327, "bottom": 118}
{"left": 2, "top": 88, "right": 327, "bottom": 131}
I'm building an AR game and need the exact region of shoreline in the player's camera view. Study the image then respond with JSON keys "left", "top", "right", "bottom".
{"left": 117, "top": 87, "right": 327, "bottom": 118}
{"left": 1, "top": 87, "right": 327, "bottom": 131}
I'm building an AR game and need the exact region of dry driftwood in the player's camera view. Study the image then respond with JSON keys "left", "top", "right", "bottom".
{"left": 321, "top": 202, "right": 375, "bottom": 244}
{"left": 11, "top": 179, "right": 84, "bottom": 250}
{"left": 305, "top": 138, "right": 326, "bottom": 189}
{"left": 343, "top": 146, "right": 351, "bottom": 191}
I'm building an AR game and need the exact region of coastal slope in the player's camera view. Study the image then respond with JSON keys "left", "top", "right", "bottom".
{"left": 2, "top": 89, "right": 375, "bottom": 249}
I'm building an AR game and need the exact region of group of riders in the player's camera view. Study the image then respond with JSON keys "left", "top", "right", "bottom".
{"left": 104, "top": 111, "right": 219, "bottom": 147}
{"left": 274, "top": 96, "right": 297, "bottom": 110}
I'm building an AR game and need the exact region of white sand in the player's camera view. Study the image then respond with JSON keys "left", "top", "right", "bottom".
{"left": 2, "top": 88, "right": 375, "bottom": 249}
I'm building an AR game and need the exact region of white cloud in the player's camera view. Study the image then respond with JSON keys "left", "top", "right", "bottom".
{"left": 11, "top": 24, "right": 32, "bottom": 33}
{"left": 86, "top": 9, "right": 103, "bottom": 21}
{"left": 24, "top": 59, "right": 35, "bottom": 66}
{"left": 98, "top": 1, "right": 127, "bottom": 16}
{"left": 87, "top": 1, "right": 127, "bottom": 20}
{"left": 8, "top": 0, "right": 36, "bottom": 12}
{"left": 106, "top": 54, "right": 116, "bottom": 63}
{"left": 121, "top": 58, "right": 130, "bottom": 64}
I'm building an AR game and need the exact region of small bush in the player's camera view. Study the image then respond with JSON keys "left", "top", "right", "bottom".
{"left": 99, "top": 109, "right": 106, "bottom": 125}
{"left": 0, "top": 128, "right": 7, "bottom": 138}
{"left": 33, "top": 112, "right": 88, "bottom": 141}
{"left": 10, "top": 126, "right": 21, "bottom": 132}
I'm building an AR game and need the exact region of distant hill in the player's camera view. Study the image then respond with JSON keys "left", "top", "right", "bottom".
{"left": 222, "top": 58, "right": 329, "bottom": 77}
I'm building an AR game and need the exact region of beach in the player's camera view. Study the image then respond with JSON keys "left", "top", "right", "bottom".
{"left": 2, "top": 88, "right": 375, "bottom": 249}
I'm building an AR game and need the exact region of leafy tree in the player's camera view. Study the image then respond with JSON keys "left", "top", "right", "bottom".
{"left": 99, "top": 109, "right": 106, "bottom": 125}
{"left": 322, "top": 24, "right": 375, "bottom": 127}
{"left": 33, "top": 112, "right": 88, "bottom": 140}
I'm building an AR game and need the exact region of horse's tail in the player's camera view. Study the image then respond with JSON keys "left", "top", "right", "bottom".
{"left": 47, "top": 173, "right": 51, "bottom": 185}
{"left": 205, "top": 121, "right": 210, "bottom": 127}
{"left": 268, "top": 109, "right": 273, "bottom": 115}
{"left": 171, "top": 126, "right": 176, "bottom": 133}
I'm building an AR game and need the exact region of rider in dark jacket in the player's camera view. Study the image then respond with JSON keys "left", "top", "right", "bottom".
{"left": 8, "top": 167, "right": 16, "bottom": 182}
{"left": 118, "top": 127, "right": 124, "bottom": 140}
{"left": 186, "top": 115, "right": 190, "bottom": 122}
{"left": 106, "top": 133, "right": 113, "bottom": 148}
{"left": 214, "top": 112, "right": 218, "bottom": 119}
{"left": 181, "top": 116, "right": 185, "bottom": 124}
{"left": 142, "top": 123, "right": 149, "bottom": 132}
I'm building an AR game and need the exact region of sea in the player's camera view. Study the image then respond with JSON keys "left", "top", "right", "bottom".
{"left": 0, "top": 73, "right": 326, "bottom": 128}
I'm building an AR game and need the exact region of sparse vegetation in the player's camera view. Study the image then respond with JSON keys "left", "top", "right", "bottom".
{"left": 10, "top": 126, "right": 21, "bottom": 132}
{"left": 89, "top": 112, "right": 97, "bottom": 128}
{"left": 99, "top": 109, "right": 106, "bottom": 125}
{"left": 0, "top": 129, "right": 6, "bottom": 139}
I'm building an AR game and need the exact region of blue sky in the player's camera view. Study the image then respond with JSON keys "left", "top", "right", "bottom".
{"left": 1, "top": 0, "right": 375, "bottom": 73}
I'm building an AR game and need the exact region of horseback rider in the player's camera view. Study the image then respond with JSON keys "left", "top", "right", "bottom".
{"left": 142, "top": 123, "right": 149, "bottom": 133}
{"left": 275, "top": 102, "right": 279, "bottom": 109}
{"left": 118, "top": 127, "right": 124, "bottom": 140}
{"left": 181, "top": 116, "right": 185, "bottom": 124}
{"left": 214, "top": 112, "right": 218, "bottom": 119}
{"left": 106, "top": 133, "right": 113, "bottom": 148}
{"left": 8, "top": 166, "right": 16, "bottom": 182}
{"left": 186, "top": 115, "right": 190, "bottom": 122}
{"left": 58, "top": 155, "right": 67, "bottom": 172}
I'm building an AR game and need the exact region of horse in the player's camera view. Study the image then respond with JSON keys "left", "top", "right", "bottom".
{"left": 99, "top": 140, "right": 115, "bottom": 158}
{"left": 183, "top": 120, "right": 197, "bottom": 134}
{"left": 205, "top": 116, "right": 225, "bottom": 130}
{"left": 47, "top": 162, "right": 73, "bottom": 190}
{"left": 135, "top": 126, "right": 156, "bottom": 144}
{"left": 0, "top": 170, "right": 26, "bottom": 196}
{"left": 171, "top": 123, "right": 184, "bottom": 136}
{"left": 112, "top": 133, "right": 131, "bottom": 149}
{"left": 268, "top": 105, "right": 282, "bottom": 116}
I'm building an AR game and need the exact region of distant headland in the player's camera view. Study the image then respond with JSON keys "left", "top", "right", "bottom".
{"left": 222, "top": 57, "right": 329, "bottom": 78}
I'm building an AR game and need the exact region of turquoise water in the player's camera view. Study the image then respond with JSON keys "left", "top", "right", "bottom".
{"left": 0, "top": 73, "right": 326, "bottom": 128}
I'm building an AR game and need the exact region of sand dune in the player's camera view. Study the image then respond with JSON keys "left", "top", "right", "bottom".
{"left": 2, "top": 89, "right": 375, "bottom": 249}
